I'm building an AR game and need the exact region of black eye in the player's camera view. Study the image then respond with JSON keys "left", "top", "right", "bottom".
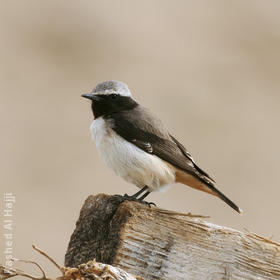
{"left": 111, "top": 94, "right": 118, "bottom": 99}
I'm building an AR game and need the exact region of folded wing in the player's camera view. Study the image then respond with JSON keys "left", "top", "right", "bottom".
{"left": 106, "top": 107, "right": 242, "bottom": 214}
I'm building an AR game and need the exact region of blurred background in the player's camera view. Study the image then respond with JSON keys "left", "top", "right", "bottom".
{"left": 1, "top": 0, "right": 280, "bottom": 277}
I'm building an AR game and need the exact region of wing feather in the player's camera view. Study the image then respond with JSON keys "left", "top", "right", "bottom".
{"left": 169, "top": 135, "right": 216, "bottom": 183}
{"left": 105, "top": 107, "right": 210, "bottom": 181}
{"left": 105, "top": 106, "right": 242, "bottom": 214}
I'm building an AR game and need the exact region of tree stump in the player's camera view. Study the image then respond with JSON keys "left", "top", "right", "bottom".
{"left": 65, "top": 194, "right": 280, "bottom": 280}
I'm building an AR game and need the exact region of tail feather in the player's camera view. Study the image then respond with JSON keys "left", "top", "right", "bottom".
{"left": 194, "top": 172, "right": 243, "bottom": 214}
{"left": 205, "top": 183, "right": 243, "bottom": 214}
{"left": 175, "top": 169, "right": 243, "bottom": 214}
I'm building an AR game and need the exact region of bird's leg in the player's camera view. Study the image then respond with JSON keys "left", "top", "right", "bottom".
{"left": 138, "top": 191, "right": 150, "bottom": 201}
{"left": 138, "top": 191, "right": 156, "bottom": 207}
{"left": 124, "top": 186, "right": 148, "bottom": 199}
{"left": 122, "top": 186, "right": 156, "bottom": 207}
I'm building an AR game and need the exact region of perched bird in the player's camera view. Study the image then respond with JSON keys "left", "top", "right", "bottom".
{"left": 82, "top": 80, "right": 242, "bottom": 214}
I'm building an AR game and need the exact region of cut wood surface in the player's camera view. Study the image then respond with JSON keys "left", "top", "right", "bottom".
{"left": 65, "top": 194, "right": 280, "bottom": 280}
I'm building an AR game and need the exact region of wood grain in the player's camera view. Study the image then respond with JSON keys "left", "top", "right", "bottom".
{"left": 65, "top": 194, "right": 280, "bottom": 280}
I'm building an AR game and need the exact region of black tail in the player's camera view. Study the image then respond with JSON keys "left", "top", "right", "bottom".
{"left": 195, "top": 174, "right": 243, "bottom": 214}
{"left": 209, "top": 184, "right": 243, "bottom": 214}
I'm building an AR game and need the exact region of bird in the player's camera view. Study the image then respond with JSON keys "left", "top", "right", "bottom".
{"left": 82, "top": 80, "right": 242, "bottom": 214}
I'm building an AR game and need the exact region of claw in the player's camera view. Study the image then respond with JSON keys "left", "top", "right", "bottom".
{"left": 140, "top": 201, "right": 156, "bottom": 208}
{"left": 113, "top": 194, "right": 157, "bottom": 207}
{"left": 148, "top": 202, "right": 156, "bottom": 207}
{"left": 120, "top": 194, "right": 156, "bottom": 207}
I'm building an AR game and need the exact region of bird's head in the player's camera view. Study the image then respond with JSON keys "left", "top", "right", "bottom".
{"left": 82, "top": 80, "right": 138, "bottom": 118}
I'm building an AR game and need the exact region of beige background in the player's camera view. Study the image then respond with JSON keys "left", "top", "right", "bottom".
{"left": 1, "top": 0, "right": 280, "bottom": 277}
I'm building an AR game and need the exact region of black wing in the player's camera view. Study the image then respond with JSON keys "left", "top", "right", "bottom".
{"left": 105, "top": 107, "right": 211, "bottom": 182}
{"left": 105, "top": 107, "right": 242, "bottom": 214}
{"left": 169, "top": 135, "right": 215, "bottom": 183}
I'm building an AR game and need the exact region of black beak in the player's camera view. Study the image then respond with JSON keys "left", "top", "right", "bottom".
{"left": 81, "top": 93, "right": 101, "bottom": 101}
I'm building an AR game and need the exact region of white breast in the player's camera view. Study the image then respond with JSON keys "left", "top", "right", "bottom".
{"left": 90, "top": 118, "right": 175, "bottom": 191}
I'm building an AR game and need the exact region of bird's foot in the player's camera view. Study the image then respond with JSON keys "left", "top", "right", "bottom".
{"left": 120, "top": 193, "right": 156, "bottom": 207}
{"left": 144, "top": 201, "right": 157, "bottom": 207}
{"left": 123, "top": 193, "right": 138, "bottom": 200}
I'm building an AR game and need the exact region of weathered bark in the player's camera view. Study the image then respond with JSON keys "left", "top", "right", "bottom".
{"left": 65, "top": 194, "right": 280, "bottom": 280}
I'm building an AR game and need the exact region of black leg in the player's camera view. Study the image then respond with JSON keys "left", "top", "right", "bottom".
{"left": 132, "top": 186, "right": 149, "bottom": 198}
{"left": 138, "top": 191, "right": 150, "bottom": 201}
{"left": 124, "top": 186, "right": 148, "bottom": 199}
{"left": 121, "top": 186, "right": 156, "bottom": 207}
{"left": 138, "top": 191, "right": 156, "bottom": 207}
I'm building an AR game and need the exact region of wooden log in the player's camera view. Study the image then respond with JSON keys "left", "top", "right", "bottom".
{"left": 65, "top": 194, "right": 280, "bottom": 280}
